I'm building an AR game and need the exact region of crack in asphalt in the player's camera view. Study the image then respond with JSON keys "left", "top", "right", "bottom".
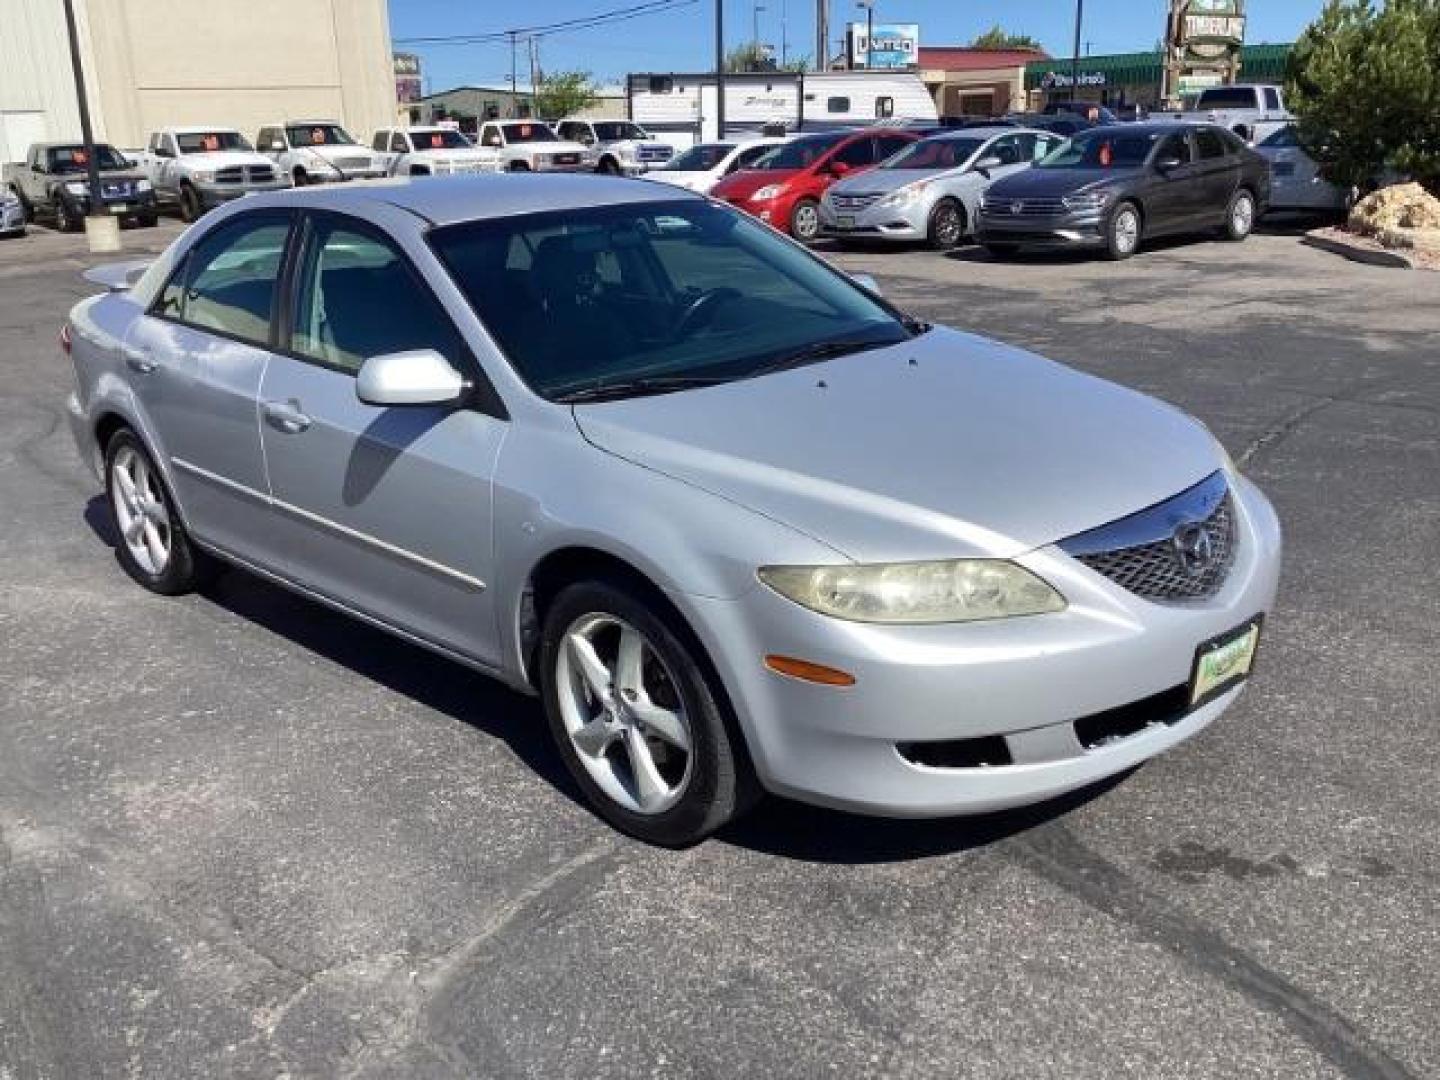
{"left": 1010, "top": 822, "right": 1419, "bottom": 1080}
{"left": 1236, "top": 397, "right": 1338, "bottom": 467}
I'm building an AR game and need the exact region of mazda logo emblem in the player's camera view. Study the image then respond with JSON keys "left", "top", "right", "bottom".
{"left": 1173, "top": 521, "right": 1217, "bottom": 576}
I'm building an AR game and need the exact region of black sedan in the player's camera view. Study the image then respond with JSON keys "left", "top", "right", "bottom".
{"left": 974, "top": 122, "right": 1270, "bottom": 260}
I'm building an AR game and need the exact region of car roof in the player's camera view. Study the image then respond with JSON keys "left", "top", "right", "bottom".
{"left": 242, "top": 173, "right": 705, "bottom": 227}
{"left": 1088, "top": 121, "right": 1209, "bottom": 136}
{"left": 926, "top": 126, "right": 1021, "bottom": 140}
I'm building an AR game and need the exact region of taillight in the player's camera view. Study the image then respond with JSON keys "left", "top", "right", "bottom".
{"left": 59, "top": 323, "right": 72, "bottom": 355}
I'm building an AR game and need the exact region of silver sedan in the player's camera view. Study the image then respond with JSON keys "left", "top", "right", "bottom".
{"left": 64, "top": 175, "right": 1281, "bottom": 846}
{"left": 820, "top": 127, "right": 1065, "bottom": 248}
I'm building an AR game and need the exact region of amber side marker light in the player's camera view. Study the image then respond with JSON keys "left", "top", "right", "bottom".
{"left": 764, "top": 655, "right": 856, "bottom": 687}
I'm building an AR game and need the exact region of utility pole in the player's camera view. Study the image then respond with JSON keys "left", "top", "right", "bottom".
{"left": 61, "top": 0, "right": 115, "bottom": 251}
{"left": 529, "top": 36, "right": 541, "bottom": 113}
{"left": 1069, "top": 0, "right": 1084, "bottom": 102}
{"left": 815, "top": 0, "right": 828, "bottom": 71}
{"left": 781, "top": 0, "right": 788, "bottom": 66}
{"left": 715, "top": 0, "right": 725, "bottom": 139}
{"left": 753, "top": 2, "right": 765, "bottom": 51}
{"left": 509, "top": 30, "right": 518, "bottom": 116}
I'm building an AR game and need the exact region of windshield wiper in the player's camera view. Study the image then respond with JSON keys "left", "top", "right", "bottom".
{"left": 554, "top": 373, "right": 734, "bottom": 404}
{"left": 746, "top": 337, "right": 895, "bottom": 378}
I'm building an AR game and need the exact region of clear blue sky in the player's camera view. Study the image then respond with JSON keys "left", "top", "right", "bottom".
{"left": 389, "top": 0, "right": 1326, "bottom": 92}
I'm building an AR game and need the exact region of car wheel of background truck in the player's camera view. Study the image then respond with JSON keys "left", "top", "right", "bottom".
{"left": 179, "top": 183, "right": 202, "bottom": 223}
{"left": 509, "top": 161, "right": 531, "bottom": 172}
{"left": 1105, "top": 202, "right": 1142, "bottom": 260}
{"left": 790, "top": 198, "right": 821, "bottom": 244}
{"left": 54, "top": 198, "right": 78, "bottom": 233}
{"left": 292, "top": 168, "right": 309, "bottom": 187}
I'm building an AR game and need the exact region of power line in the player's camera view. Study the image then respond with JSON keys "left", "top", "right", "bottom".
{"left": 394, "top": 0, "right": 698, "bottom": 47}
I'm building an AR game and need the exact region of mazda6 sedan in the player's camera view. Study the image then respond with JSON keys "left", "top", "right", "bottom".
{"left": 65, "top": 175, "right": 1281, "bottom": 846}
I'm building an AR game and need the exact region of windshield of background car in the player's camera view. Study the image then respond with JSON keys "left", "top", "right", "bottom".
{"left": 1036, "top": 131, "right": 1158, "bottom": 169}
{"left": 177, "top": 131, "right": 253, "bottom": 153}
{"left": 502, "top": 123, "right": 559, "bottom": 143}
{"left": 414, "top": 129, "right": 472, "bottom": 149}
{"left": 429, "top": 200, "right": 908, "bottom": 401}
{"left": 1259, "top": 125, "right": 1299, "bottom": 148}
{"left": 752, "top": 134, "right": 847, "bottom": 169}
{"left": 47, "top": 145, "right": 129, "bottom": 172}
{"left": 882, "top": 137, "right": 984, "bottom": 170}
{"left": 1197, "top": 87, "right": 1259, "bottom": 109}
{"left": 666, "top": 143, "right": 735, "bottom": 170}
{"left": 593, "top": 122, "right": 648, "bottom": 141}
{"left": 287, "top": 125, "right": 356, "bottom": 146}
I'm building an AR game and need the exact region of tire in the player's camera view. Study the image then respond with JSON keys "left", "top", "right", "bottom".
{"left": 13, "top": 189, "right": 34, "bottom": 223}
{"left": 1104, "top": 201, "right": 1142, "bottom": 260}
{"left": 508, "top": 161, "right": 531, "bottom": 173}
{"left": 597, "top": 156, "right": 621, "bottom": 176}
{"left": 926, "top": 198, "right": 965, "bottom": 250}
{"left": 982, "top": 242, "right": 1019, "bottom": 259}
{"left": 178, "top": 183, "right": 202, "bottom": 223}
{"left": 292, "top": 168, "right": 309, "bottom": 187}
{"left": 789, "top": 197, "right": 821, "bottom": 244}
{"left": 538, "top": 579, "right": 756, "bottom": 846}
{"left": 103, "top": 429, "right": 213, "bottom": 596}
{"left": 54, "top": 197, "right": 79, "bottom": 233}
{"left": 138, "top": 214, "right": 158, "bottom": 228}
{"left": 1223, "top": 188, "right": 1256, "bottom": 242}
{"left": 409, "top": 165, "right": 431, "bottom": 177}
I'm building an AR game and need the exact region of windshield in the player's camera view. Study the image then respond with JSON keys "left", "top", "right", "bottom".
{"left": 47, "top": 145, "right": 130, "bottom": 173}
{"left": 882, "top": 137, "right": 984, "bottom": 171}
{"left": 1036, "top": 130, "right": 1158, "bottom": 169}
{"left": 286, "top": 124, "right": 356, "bottom": 147}
{"left": 593, "top": 122, "right": 648, "bottom": 141}
{"left": 176, "top": 131, "right": 253, "bottom": 154}
{"left": 1258, "top": 125, "right": 1299, "bottom": 148}
{"left": 412, "top": 129, "right": 472, "bottom": 150}
{"left": 1197, "top": 87, "right": 1258, "bottom": 109}
{"left": 753, "top": 134, "right": 847, "bottom": 170}
{"left": 430, "top": 201, "right": 910, "bottom": 401}
{"left": 502, "top": 122, "right": 559, "bottom": 143}
{"left": 665, "top": 143, "right": 735, "bottom": 171}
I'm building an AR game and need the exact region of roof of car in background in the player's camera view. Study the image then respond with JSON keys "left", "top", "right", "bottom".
{"left": 239, "top": 174, "right": 705, "bottom": 227}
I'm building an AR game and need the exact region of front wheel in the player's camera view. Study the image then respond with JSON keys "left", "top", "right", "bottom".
{"left": 508, "top": 160, "right": 531, "bottom": 173}
{"left": 1223, "top": 188, "right": 1256, "bottom": 242}
{"left": 179, "top": 183, "right": 202, "bottom": 222}
{"left": 926, "top": 198, "right": 965, "bottom": 250}
{"left": 597, "top": 157, "right": 621, "bottom": 176}
{"left": 539, "top": 580, "right": 756, "bottom": 846}
{"left": 1105, "top": 202, "right": 1142, "bottom": 260}
{"left": 54, "top": 197, "right": 79, "bottom": 233}
{"left": 104, "top": 430, "right": 213, "bottom": 595}
{"left": 789, "top": 198, "right": 821, "bottom": 244}
{"left": 292, "top": 168, "right": 309, "bottom": 187}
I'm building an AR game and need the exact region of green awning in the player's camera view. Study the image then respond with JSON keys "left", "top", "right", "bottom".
{"left": 1025, "top": 44, "right": 1292, "bottom": 91}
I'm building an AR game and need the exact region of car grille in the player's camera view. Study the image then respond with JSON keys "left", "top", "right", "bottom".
{"left": 831, "top": 192, "right": 884, "bottom": 212}
{"left": 248, "top": 165, "right": 277, "bottom": 183}
{"left": 638, "top": 145, "right": 672, "bottom": 162}
{"left": 550, "top": 153, "right": 581, "bottom": 166}
{"left": 980, "top": 195, "right": 1067, "bottom": 218}
{"left": 1059, "top": 471, "right": 1238, "bottom": 602}
{"left": 338, "top": 157, "right": 373, "bottom": 171}
{"left": 100, "top": 180, "right": 135, "bottom": 198}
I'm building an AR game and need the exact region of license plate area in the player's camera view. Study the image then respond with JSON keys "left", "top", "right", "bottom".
{"left": 1189, "top": 617, "right": 1262, "bottom": 708}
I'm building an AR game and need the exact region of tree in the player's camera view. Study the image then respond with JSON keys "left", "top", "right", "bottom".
{"left": 970, "top": 25, "right": 1043, "bottom": 51}
{"left": 533, "top": 71, "right": 599, "bottom": 121}
{"left": 1287, "top": 0, "right": 1440, "bottom": 193}
{"left": 726, "top": 42, "right": 775, "bottom": 72}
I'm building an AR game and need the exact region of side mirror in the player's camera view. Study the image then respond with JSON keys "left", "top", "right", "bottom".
{"left": 356, "top": 350, "right": 466, "bottom": 407}
{"left": 829, "top": 160, "right": 852, "bottom": 177}
{"left": 1155, "top": 155, "right": 1184, "bottom": 172}
{"left": 268, "top": 139, "right": 286, "bottom": 152}
{"left": 974, "top": 155, "right": 1002, "bottom": 172}
{"left": 850, "top": 272, "right": 881, "bottom": 296}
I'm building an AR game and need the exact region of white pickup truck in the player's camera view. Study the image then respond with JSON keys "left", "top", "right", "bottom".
{"left": 255, "top": 121, "right": 388, "bottom": 186}
{"left": 134, "top": 127, "right": 289, "bottom": 221}
{"left": 370, "top": 126, "right": 495, "bottom": 177}
{"left": 554, "top": 119, "right": 675, "bottom": 175}
{"left": 473, "top": 121, "right": 590, "bottom": 173}
{"left": 1175, "top": 84, "right": 1291, "bottom": 141}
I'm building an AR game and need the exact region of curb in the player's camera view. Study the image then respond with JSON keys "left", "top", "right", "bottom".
{"left": 1302, "top": 229, "right": 1415, "bottom": 269}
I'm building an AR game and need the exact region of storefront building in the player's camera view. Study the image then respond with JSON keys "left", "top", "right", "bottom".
{"left": 918, "top": 47, "right": 1046, "bottom": 118}
{"left": 1025, "top": 43, "right": 1290, "bottom": 112}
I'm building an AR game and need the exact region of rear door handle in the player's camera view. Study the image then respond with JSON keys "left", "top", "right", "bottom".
{"left": 262, "top": 398, "right": 313, "bottom": 434}
{"left": 124, "top": 348, "right": 157, "bottom": 374}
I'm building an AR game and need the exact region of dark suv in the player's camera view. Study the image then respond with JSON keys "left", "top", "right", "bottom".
{"left": 975, "top": 122, "right": 1270, "bottom": 260}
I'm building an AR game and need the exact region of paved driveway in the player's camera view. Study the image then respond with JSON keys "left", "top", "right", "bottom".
{"left": 1, "top": 220, "right": 1436, "bottom": 1079}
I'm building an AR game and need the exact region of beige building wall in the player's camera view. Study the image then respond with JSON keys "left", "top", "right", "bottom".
{"left": 0, "top": 0, "right": 395, "bottom": 157}
{"left": 921, "top": 67, "right": 1028, "bottom": 118}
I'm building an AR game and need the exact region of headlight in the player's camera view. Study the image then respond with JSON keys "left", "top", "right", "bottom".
{"left": 191, "top": 169, "right": 216, "bottom": 183}
{"left": 65, "top": 181, "right": 88, "bottom": 195}
{"left": 878, "top": 182, "right": 928, "bottom": 209}
{"left": 752, "top": 184, "right": 783, "bottom": 201}
{"left": 758, "top": 560, "right": 1066, "bottom": 624}
{"left": 1061, "top": 191, "right": 1110, "bottom": 211}
{"left": 135, "top": 178, "right": 153, "bottom": 192}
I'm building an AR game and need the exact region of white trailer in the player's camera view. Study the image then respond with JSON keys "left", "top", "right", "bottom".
{"left": 627, "top": 71, "right": 938, "bottom": 150}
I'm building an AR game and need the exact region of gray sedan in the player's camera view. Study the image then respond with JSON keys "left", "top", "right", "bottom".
{"left": 64, "top": 175, "right": 1281, "bottom": 846}
{"left": 819, "top": 127, "right": 1064, "bottom": 248}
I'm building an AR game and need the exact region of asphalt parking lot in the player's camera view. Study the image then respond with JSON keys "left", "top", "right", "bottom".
{"left": 2, "top": 214, "right": 1437, "bottom": 1080}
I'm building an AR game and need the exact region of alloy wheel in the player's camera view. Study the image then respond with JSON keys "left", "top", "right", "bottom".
{"left": 110, "top": 444, "right": 172, "bottom": 576}
{"left": 934, "top": 203, "right": 962, "bottom": 247}
{"left": 1113, "top": 208, "right": 1139, "bottom": 255}
{"left": 555, "top": 613, "right": 694, "bottom": 815}
{"left": 791, "top": 201, "right": 819, "bottom": 242}
{"left": 1231, "top": 193, "right": 1255, "bottom": 237}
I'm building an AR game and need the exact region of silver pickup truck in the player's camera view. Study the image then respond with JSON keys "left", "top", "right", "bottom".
{"left": 1174, "top": 84, "right": 1291, "bottom": 141}
{"left": 134, "top": 127, "right": 288, "bottom": 221}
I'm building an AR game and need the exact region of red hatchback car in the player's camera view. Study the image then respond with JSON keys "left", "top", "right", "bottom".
{"left": 709, "top": 128, "right": 920, "bottom": 243}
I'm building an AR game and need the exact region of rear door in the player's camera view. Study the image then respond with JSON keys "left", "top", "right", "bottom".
{"left": 255, "top": 211, "right": 506, "bottom": 664}
{"left": 1193, "top": 126, "right": 1238, "bottom": 219}
{"left": 124, "top": 210, "right": 295, "bottom": 556}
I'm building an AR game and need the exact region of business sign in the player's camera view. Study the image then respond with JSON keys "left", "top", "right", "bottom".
{"left": 1179, "top": 0, "right": 1246, "bottom": 62}
{"left": 1040, "top": 70, "right": 1107, "bottom": 90}
{"left": 848, "top": 22, "right": 920, "bottom": 69}
{"left": 394, "top": 52, "right": 422, "bottom": 104}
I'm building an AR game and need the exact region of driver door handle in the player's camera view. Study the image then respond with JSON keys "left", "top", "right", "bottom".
{"left": 124, "top": 347, "right": 157, "bottom": 374}
{"left": 262, "top": 398, "right": 313, "bottom": 434}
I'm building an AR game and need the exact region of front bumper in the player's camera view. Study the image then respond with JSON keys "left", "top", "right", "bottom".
{"left": 1, "top": 203, "right": 24, "bottom": 233}
{"left": 682, "top": 473, "right": 1281, "bottom": 817}
{"left": 68, "top": 191, "right": 158, "bottom": 218}
{"left": 196, "top": 181, "right": 290, "bottom": 207}
{"left": 819, "top": 199, "right": 927, "bottom": 242}
{"left": 975, "top": 207, "right": 1106, "bottom": 248}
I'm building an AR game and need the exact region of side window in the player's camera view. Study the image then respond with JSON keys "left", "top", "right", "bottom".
{"left": 1264, "top": 88, "right": 1281, "bottom": 111}
{"left": 1196, "top": 128, "right": 1227, "bottom": 160}
{"left": 1155, "top": 132, "right": 1191, "bottom": 165}
{"left": 371, "top": 131, "right": 388, "bottom": 151}
{"left": 259, "top": 127, "right": 281, "bottom": 151}
{"left": 733, "top": 144, "right": 771, "bottom": 170}
{"left": 1031, "top": 135, "right": 1059, "bottom": 161}
{"left": 391, "top": 133, "right": 409, "bottom": 153}
{"left": 831, "top": 137, "right": 875, "bottom": 168}
{"left": 875, "top": 96, "right": 894, "bottom": 119}
{"left": 826, "top": 96, "right": 850, "bottom": 114}
{"left": 990, "top": 135, "right": 1023, "bottom": 166}
{"left": 159, "top": 215, "right": 291, "bottom": 345}
{"left": 290, "top": 220, "right": 468, "bottom": 375}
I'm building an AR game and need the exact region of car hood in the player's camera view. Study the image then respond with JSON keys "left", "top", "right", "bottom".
{"left": 988, "top": 167, "right": 1139, "bottom": 198}
{"left": 510, "top": 141, "right": 588, "bottom": 155}
{"left": 415, "top": 149, "right": 491, "bottom": 163}
{"left": 830, "top": 167, "right": 949, "bottom": 196}
{"left": 303, "top": 144, "right": 376, "bottom": 162}
{"left": 712, "top": 168, "right": 802, "bottom": 198}
{"left": 183, "top": 150, "right": 273, "bottom": 169}
{"left": 573, "top": 327, "right": 1221, "bottom": 562}
{"left": 648, "top": 171, "right": 711, "bottom": 189}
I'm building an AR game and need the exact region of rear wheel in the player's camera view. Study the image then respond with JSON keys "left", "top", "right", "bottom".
{"left": 926, "top": 198, "right": 965, "bottom": 250}
{"left": 1223, "top": 188, "right": 1256, "bottom": 242}
{"left": 539, "top": 579, "right": 756, "bottom": 846}
{"left": 789, "top": 198, "right": 821, "bottom": 244}
{"left": 1105, "top": 201, "right": 1142, "bottom": 260}
{"left": 104, "top": 429, "right": 213, "bottom": 595}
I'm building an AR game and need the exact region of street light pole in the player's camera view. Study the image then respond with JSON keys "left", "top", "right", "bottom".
{"left": 855, "top": 0, "right": 874, "bottom": 70}
{"left": 715, "top": 0, "right": 726, "bottom": 139}
{"left": 1069, "top": 0, "right": 1084, "bottom": 102}
{"left": 60, "top": 0, "right": 110, "bottom": 249}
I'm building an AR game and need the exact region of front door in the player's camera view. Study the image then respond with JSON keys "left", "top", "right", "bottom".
{"left": 256, "top": 213, "right": 506, "bottom": 665}
{"left": 1145, "top": 131, "right": 1204, "bottom": 233}
{"left": 124, "top": 210, "right": 294, "bottom": 556}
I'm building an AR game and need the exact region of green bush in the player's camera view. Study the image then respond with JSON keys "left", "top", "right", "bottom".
{"left": 1286, "top": 0, "right": 1440, "bottom": 194}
